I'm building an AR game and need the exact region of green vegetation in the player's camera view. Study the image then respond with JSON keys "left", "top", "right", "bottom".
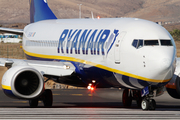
{"left": 169, "top": 29, "right": 180, "bottom": 41}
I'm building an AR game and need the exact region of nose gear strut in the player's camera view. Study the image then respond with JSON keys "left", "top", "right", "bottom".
{"left": 122, "top": 86, "right": 156, "bottom": 110}
{"left": 141, "top": 86, "right": 156, "bottom": 110}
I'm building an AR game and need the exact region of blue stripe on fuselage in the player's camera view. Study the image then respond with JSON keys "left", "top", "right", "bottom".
{"left": 25, "top": 54, "right": 167, "bottom": 89}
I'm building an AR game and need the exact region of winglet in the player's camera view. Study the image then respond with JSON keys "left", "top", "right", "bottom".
{"left": 30, "top": 0, "right": 57, "bottom": 23}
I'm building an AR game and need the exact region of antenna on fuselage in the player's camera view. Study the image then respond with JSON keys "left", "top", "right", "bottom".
{"left": 91, "top": 11, "right": 94, "bottom": 20}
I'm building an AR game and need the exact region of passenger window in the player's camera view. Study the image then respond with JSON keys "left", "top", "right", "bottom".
{"left": 160, "top": 40, "right": 172, "bottom": 46}
{"left": 144, "top": 40, "right": 159, "bottom": 46}
{"left": 137, "top": 40, "right": 143, "bottom": 48}
{"left": 132, "top": 39, "right": 138, "bottom": 48}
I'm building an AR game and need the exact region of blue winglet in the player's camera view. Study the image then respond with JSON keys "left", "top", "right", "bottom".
{"left": 30, "top": 0, "right": 57, "bottom": 23}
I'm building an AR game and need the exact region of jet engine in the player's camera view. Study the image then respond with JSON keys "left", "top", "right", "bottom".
{"left": 1, "top": 66, "right": 44, "bottom": 99}
{"left": 166, "top": 58, "right": 180, "bottom": 99}
{"left": 166, "top": 74, "right": 180, "bottom": 99}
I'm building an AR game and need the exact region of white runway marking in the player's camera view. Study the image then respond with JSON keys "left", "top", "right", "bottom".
{"left": 1, "top": 108, "right": 180, "bottom": 120}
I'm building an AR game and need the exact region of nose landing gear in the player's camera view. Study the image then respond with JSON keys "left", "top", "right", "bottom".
{"left": 141, "top": 98, "right": 156, "bottom": 110}
{"left": 122, "top": 87, "right": 156, "bottom": 110}
{"left": 141, "top": 86, "right": 157, "bottom": 110}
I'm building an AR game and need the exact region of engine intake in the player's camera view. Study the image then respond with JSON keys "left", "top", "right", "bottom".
{"left": 15, "top": 71, "right": 40, "bottom": 95}
{"left": 2, "top": 66, "right": 44, "bottom": 99}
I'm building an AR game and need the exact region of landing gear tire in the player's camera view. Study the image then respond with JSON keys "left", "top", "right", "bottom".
{"left": 122, "top": 89, "right": 132, "bottom": 107}
{"left": 141, "top": 98, "right": 149, "bottom": 110}
{"left": 149, "top": 99, "right": 156, "bottom": 110}
{"left": 136, "top": 99, "right": 142, "bottom": 108}
{"left": 141, "top": 98, "right": 156, "bottom": 110}
{"left": 29, "top": 99, "right": 38, "bottom": 108}
{"left": 136, "top": 91, "right": 142, "bottom": 108}
{"left": 43, "top": 89, "right": 53, "bottom": 107}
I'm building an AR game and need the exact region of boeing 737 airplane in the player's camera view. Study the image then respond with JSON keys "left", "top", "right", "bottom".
{"left": 0, "top": 0, "right": 179, "bottom": 110}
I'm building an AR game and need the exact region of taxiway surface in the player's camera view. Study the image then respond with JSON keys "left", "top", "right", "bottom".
{"left": 0, "top": 89, "right": 180, "bottom": 119}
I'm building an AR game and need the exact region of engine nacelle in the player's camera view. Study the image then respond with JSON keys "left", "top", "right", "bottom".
{"left": 1, "top": 66, "right": 44, "bottom": 99}
{"left": 166, "top": 74, "right": 180, "bottom": 99}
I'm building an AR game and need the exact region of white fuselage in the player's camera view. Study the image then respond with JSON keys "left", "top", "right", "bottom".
{"left": 22, "top": 18, "right": 176, "bottom": 89}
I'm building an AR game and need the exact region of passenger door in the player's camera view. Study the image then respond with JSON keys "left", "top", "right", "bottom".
{"left": 114, "top": 31, "right": 126, "bottom": 64}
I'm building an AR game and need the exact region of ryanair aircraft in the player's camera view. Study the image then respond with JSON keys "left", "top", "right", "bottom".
{"left": 0, "top": 0, "right": 179, "bottom": 110}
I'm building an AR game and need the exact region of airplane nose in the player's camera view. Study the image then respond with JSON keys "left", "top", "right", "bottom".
{"left": 157, "top": 57, "right": 175, "bottom": 80}
{"left": 143, "top": 47, "right": 176, "bottom": 81}
{"left": 154, "top": 47, "right": 175, "bottom": 75}
{"left": 161, "top": 58, "right": 171, "bottom": 70}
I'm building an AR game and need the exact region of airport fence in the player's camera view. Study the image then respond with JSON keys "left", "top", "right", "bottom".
{"left": 44, "top": 80, "right": 84, "bottom": 89}
{"left": 0, "top": 43, "right": 25, "bottom": 59}
{"left": 45, "top": 82, "right": 82, "bottom": 89}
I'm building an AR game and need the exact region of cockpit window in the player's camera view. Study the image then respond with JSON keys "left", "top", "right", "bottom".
{"left": 132, "top": 39, "right": 173, "bottom": 49}
{"left": 160, "top": 40, "right": 173, "bottom": 46}
{"left": 132, "top": 39, "right": 143, "bottom": 49}
{"left": 132, "top": 39, "right": 138, "bottom": 48}
{"left": 137, "top": 40, "right": 143, "bottom": 48}
{"left": 144, "top": 40, "right": 159, "bottom": 46}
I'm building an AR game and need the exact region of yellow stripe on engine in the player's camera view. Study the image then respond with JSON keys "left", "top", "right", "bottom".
{"left": 23, "top": 49, "right": 171, "bottom": 83}
{"left": 2, "top": 85, "right": 11, "bottom": 90}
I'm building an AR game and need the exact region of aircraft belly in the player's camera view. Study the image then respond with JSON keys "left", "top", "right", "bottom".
{"left": 24, "top": 53, "right": 167, "bottom": 89}
{"left": 77, "top": 64, "right": 168, "bottom": 89}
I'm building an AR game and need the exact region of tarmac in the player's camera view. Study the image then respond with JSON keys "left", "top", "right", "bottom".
{"left": 0, "top": 89, "right": 180, "bottom": 120}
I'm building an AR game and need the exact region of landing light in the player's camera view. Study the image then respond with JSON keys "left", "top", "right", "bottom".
{"left": 97, "top": 16, "right": 100, "bottom": 19}
{"left": 63, "top": 65, "right": 70, "bottom": 69}
{"left": 87, "top": 85, "right": 95, "bottom": 91}
{"left": 87, "top": 86, "right": 91, "bottom": 90}
{"left": 91, "top": 87, "right": 94, "bottom": 91}
{"left": 92, "top": 80, "right": 96, "bottom": 83}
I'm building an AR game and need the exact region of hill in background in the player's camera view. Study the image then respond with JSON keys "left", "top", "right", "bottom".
{"left": 0, "top": 0, "right": 180, "bottom": 24}
{"left": 0, "top": 0, "right": 180, "bottom": 89}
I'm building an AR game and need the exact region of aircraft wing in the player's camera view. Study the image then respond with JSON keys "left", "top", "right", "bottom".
{"left": 0, "top": 58, "right": 75, "bottom": 76}
{"left": 0, "top": 27, "right": 23, "bottom": 35}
